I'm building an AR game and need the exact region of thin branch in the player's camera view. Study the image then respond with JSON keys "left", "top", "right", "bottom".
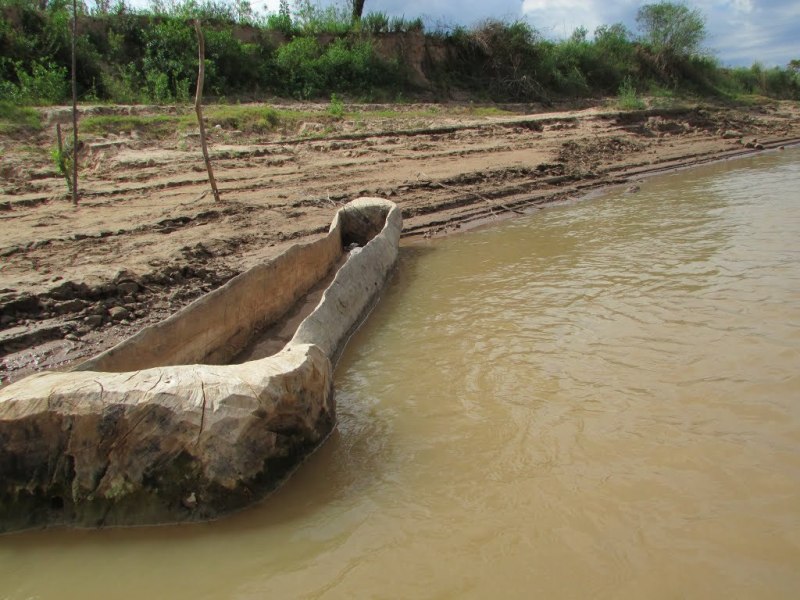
{"left": 194, "top": 19, "right": 221, "bottom": 203}
{"left": 71, "top": 0, "right": 79, "bottom": 205}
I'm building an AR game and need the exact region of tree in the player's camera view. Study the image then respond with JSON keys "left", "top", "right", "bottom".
{"left": 636, "top": 1, "right": 705, "bottom": 80}
{"left": 636, "top": 1, "right": 706, "bottom": 59}
{"left": 351, "top": 0, "right": 365, "bottom": 21}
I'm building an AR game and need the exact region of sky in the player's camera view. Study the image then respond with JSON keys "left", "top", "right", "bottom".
{"left": 128, "top": 0, "right": 799, "bottom": 67}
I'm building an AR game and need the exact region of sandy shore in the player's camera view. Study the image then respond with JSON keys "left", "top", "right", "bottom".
{"left": 2, "top": 100, "right": 799, "bottom": 384}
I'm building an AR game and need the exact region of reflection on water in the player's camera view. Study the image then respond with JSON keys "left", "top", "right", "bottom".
{"left": 2, "top": 150, "right": 800, "bottom": 599}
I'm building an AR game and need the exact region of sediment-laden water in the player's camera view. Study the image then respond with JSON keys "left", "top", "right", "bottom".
{"left": 2, "top": 149, "right": 799, "bottom": 599}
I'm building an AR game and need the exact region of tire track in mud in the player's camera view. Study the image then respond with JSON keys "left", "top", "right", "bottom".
{"left": 2, "top": 102, "right": 799, "bottom": 381}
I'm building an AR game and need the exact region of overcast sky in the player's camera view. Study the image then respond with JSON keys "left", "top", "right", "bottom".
{"left": 129, "top": 0, "right": 799, "bottom": 66}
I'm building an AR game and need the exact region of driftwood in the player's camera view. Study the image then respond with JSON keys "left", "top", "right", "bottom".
{"left": 194, "top": 20, "right": 221, "bottom": 203}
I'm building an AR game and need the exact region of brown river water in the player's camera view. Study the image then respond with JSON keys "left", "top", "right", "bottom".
{"left": 2, "top": 149, "right": 799, "bottom": 599}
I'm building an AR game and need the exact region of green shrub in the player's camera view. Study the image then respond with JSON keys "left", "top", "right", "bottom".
{"left": 0, "top": 59, "right": 68, "bottom": 104}
{"left": 266, "top": 12, "right": 293, "bottom": 35}
{"left": 0, "top": 1, "right": 795, "bottom": 105}
{"left": 362, "top": 12, "right": 389, "bottom": 34}
{"left": 617, "top": 76, "right": 646, "bottom": 109}
{"left": 275, "top": 36, "right": 323, "bottom": 98}
{"left": 273, "top": 35, "right": 399, "bottom": 99}
{"left": 389, "top": 16, "right": 423, "bottom": 34}
{"left": 50, "top": 141, "right": 73, "bottom": 191}
{"left": 100, "top": 62, "right": 146, "bottom": 104}
{"left": 203, "top": 27, "right": 260, "bottom": 95}
{"left": 583, "top": 24, "right": 637, "bottom": 92}
{"left": 142, "top": 18, "right": 196, "bottom": 102}
{"left": 328, "top": 92, "right": 344, "bottom": 117}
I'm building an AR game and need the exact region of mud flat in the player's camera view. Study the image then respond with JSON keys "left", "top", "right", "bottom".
{"left": 0, "top": 198, "right": 401, "bottom": 532}
{"left": 1, "top": 101, "right": 800, "bottom": 383}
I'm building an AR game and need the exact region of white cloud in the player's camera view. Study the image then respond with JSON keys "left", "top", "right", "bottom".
{"left": 521, "top": 0, "right": 614, "bottom": 37}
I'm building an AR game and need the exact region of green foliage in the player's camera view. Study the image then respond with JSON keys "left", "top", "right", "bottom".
{"left": 327, "top": 93, "right": 344, "bottom": 117}
{"left": 82, "top": 113, "right": 177, "bottom": 136}
{"left": 0, "top": 59, "right": 68, "bottom": 104}
{"left": 50, "top": 141, "right": 72, "bottom": 190}
{"left": 100, "top": 62, "right": 146, "bottom": 104}
{"left": 590, "top": 24, "right": 636, "bottom": 92}
{"left": 199, "top": 104, "right": 280, "bottom": 132}
{"left": 275, "top": 35, "right": 400, "bottom": 99}
{"left": 361, "top": 12, "right": 389, "bottom": 34}
{"left": 145, "top": 0, "right": 255, "bottom": 24}
{"left": 293, "top": 0, "right": 351, "bottom": 35}
{"left": 636, "top": 1, "right": 706, "bottom": 82}
{"left": 636, "top": 1, "right": 706, "bottom": 57}
{"left": 725, "top": 62, "right": 800, "bottom": 100}
{"left": 142, "top": 18, "right": 195, "bottom": 102}
{"left": 389, "top": 16, "right": 423, "bottom": 34}
{"left": 616, "top": 76, "right": 646, "bottom": 109}
{"left": 203, "top": 27, "right": 260, "bottom": 95}
{"left": 266, "top": 11, "right": 292, "bottom": 34}
{"left": 0, "top": 1, "right": 795, "bottom": 108}
{"left": 448, "top": 19, "right": 548, "bottom": 101}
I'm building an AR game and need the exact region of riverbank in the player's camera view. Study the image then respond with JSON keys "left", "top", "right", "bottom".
{"left": 2, "top": 99, "right": 799, "bottom": 384}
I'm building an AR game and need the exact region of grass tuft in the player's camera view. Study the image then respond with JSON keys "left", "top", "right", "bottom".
{"left": 0, "top": 102, "right": 42, "bottom": 135}
{"left": 616, "top": 77, "right": 646, "bottom": 110}
{"left": 81, "top": 114, "right": 178, "bottom": 138}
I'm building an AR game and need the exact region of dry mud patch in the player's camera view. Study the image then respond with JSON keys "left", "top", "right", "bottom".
{"left": 2, "top": 101, "right": 799, "bottom": 385}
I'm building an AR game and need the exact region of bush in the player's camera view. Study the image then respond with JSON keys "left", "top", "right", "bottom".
{"left": 617, "top": 76, "right": 646, "bottom": 109}
{"left": 327, "top": 93, "right": 344, "bottom": 117}
{"left": 0, "top": 59, "right": 68, "bottom": 104}
{"left": 448, "top": 19, "right": 549, "bottom": 101}
{"left": 591, "top": 23, "right": 636, "bottom": 92}
{"left": 274, "top": 35, "right": 323, "bottom": 98}
{"left": 100, "top": 62, "right": 145, "bottom": 104}
{"left": 274, "top": 35, "right": 400, "bottom": 99}
{"left": 142, "top": 18, "right": 196, "bottom": 102}
{"left": 265, "top": 11, "right": 293, "bottom": 35}
{"left": 203, "top": 27, "right": 260, "bottom": 95}
{"left": 0, "top": 2, "right": 795, "bottom": 106}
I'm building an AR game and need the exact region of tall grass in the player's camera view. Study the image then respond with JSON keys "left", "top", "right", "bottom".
{"left": 616, "top": 76, "right": 646, "bottom": 109}
{"left": 0, "top": 101, "right": 42, "bottom": 134}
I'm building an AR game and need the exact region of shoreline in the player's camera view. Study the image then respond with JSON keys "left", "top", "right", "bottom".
{"left": 402, "top": 135, "right": 800, "bottom": 240}
{"left": 2, "top": 100, "right": 799, "bottom": 384}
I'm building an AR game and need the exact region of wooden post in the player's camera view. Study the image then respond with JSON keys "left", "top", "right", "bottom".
{"left": 70, "top": 0, "right": 79, "bottom": 205}
{"left": 194, "top": 20, "right": 221, "bottom": 203}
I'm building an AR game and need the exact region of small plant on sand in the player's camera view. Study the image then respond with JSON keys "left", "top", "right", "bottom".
{"left": 617, "top": 76, "right": 646, "bottom": 110}
{"left": 50, "top": 136, "right": 74, "bottom": 193}
{"left": 327, "top": 93, "right": 345, "bottom": 118}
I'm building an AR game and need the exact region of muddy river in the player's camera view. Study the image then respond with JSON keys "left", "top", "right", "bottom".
{"left": 2, "top": 149, "right": 799, "bottom": 599}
